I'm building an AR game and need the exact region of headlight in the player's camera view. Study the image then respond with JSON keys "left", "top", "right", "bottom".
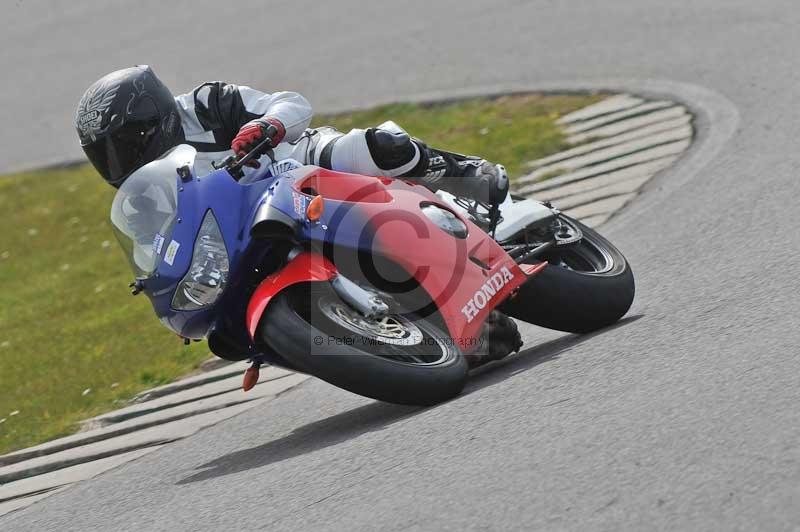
{"left": 171, "top": 211, "right": 229, "bottom": 310}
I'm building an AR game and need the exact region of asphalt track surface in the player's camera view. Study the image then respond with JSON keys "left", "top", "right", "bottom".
{"left": 3, "top": 1, "right": 799, "bottom": 530}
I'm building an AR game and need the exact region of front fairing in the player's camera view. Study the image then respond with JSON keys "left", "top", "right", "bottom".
{"left": 137, "top": 147, "right": 277, "bottom": 339}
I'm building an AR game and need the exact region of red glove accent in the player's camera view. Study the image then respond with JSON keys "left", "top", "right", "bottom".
{"left": 231, "top": 117, "right": 286, "bottom": 167}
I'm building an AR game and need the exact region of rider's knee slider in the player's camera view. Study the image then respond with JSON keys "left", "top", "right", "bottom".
{"left": 365, "top": 126, "right": 419, "bottom": 171}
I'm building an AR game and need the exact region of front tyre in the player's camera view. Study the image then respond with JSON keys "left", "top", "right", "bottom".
{"left": 501, "top": 215, "right": 635, "bottom": 333}
{"left": 261, "top": 283, "right": 468, "bottom": 406}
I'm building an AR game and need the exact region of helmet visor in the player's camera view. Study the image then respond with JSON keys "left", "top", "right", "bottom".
{"left": 82, "top": 104, "right": 161, "bottom": 186}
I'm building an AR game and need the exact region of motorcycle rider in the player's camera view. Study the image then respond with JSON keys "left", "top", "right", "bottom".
{"left": 75, "top": 65, "right": 509, "bottom": 208}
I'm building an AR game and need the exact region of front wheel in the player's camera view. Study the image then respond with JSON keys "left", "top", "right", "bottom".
{"left": 260, "top": 283, "right": 468, "bottom": 405}
{"left": 500, "top": 215, "right": 635, "bottom": 333}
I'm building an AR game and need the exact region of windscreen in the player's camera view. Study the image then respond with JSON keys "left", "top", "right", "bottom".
{"left": 110, "top": 151, "right": 181, "bottom": 277}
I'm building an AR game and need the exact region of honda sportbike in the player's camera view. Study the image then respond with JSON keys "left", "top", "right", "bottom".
{"left": 111, "top": 139, "right": 634, "bottom": 405}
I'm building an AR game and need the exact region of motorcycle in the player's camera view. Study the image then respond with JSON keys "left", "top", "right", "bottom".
{"left": 110, "top": 137, "right": 634, "bottom": 406}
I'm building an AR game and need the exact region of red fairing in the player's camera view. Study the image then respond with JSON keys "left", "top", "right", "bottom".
{"left": 292, "top": 172, "right": 532, "bottom": 353}
{"left": 520, "top": 262, "right": 548, "bottom": 276}
{"left": 366, "top": 195, "right": 530, "bottom": 351}
{"left": 246, "top": 251, "right": 337, "bottom": 340}
{"left": 248, "top": 172, "right": 546, "bottom": 353}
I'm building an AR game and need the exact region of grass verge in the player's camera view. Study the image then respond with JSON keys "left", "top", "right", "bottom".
{"left": 0, "top": 92, "right": 602, "bottom": 454}
{"left": 315, "top": 93, "right": 603, "bottom": 179}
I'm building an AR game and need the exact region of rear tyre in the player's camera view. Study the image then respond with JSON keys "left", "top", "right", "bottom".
{"left": 500, "top": 216, "right": 635, "bottom": 333}
{"left": 261, "top": 282, "right": 468, "bottom": 405}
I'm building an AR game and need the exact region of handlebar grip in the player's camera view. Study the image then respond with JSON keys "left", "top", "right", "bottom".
{"left": 215, "top": 123, "right": 280, "bottom": 180}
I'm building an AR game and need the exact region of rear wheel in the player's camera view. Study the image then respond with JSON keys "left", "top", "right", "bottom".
{"left": 261, "top": 282, "right": 468, "bottom": 405}
{"left": 500, "top": 215, "right": 635, "bottom": 333}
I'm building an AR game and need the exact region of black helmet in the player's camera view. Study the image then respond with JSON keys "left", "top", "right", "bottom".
{"left": 75, "top": 66, "right": 183, "bottom": 187}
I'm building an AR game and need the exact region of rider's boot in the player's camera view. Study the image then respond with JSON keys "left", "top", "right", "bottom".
{"left": 406, "top": 142, "right": 510, "bottom": 208}
{"left": 469, "top": 310, "right": 524, "bottom": 368}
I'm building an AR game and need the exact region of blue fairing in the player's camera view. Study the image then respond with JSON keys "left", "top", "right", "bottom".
{"left": 124, "top": 148, "right": 372, "bottom": 362}
{"left": 144, "top": 165, "right": 275, "bottom": 340}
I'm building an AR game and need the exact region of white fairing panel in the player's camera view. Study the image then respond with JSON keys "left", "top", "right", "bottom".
{"left": 435, "top": 190, "right": 556, "bottom": 242}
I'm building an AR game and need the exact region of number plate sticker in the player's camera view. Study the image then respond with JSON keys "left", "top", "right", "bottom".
{"left": 152, "top": 233, "right": 165, "bottom": 255}
{"left": 164, "top": 240, "right": 180, "bottom": 266}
